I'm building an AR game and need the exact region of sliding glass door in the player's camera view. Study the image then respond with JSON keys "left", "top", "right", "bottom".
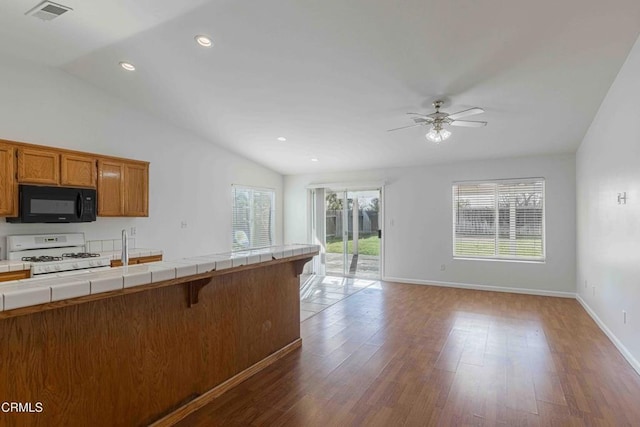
{"left": 324, "top": 188, "right": 381, "bottom": 278}
{"left": 324, "top": 191, "right": 347, "bottom": 276}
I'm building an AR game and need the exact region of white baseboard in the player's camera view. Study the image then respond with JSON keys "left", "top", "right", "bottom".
{"left": 381, "top": 276, "right": 576, "bottom": 298}
{"left": 576, "top": 295, "right": 640, "bottom": 376}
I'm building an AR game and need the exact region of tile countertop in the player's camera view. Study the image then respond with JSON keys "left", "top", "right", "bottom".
{"left": 0, "top": 244, "right": 319, "bottom": 312}
{"left": 0, "top": 260, "right": 31, "bottom": 273}
{"left": 99, "top": 248, "right": 163, "bottom": 260}
{"left": 0, "top": 248, "right": 165, "bottom": 272}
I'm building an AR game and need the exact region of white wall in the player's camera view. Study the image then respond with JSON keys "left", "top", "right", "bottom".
{"left": 285, "top": 154, "right": 576, "bottom": 295}
{"left": 0, "top": 57, "right": 283, "bottom": 261}
{"left": 576, "top": 35, "right": 640, "bottom": 372}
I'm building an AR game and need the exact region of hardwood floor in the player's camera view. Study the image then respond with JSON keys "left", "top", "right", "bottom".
{"left": 176, "top": 281, "right": 640, "bottom": 426}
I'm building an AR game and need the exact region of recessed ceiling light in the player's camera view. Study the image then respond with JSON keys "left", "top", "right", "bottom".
{"left": 277, "top": 137, "right": 287, "bottom": 142}
{"left": 195, "top": 35, "right": 213, "bottom": 47}
{"left": 119, "top": 61, "right": 136, "bottom": 71}
{"left": 311, "top": 158, "right": 318, "bottom": 162}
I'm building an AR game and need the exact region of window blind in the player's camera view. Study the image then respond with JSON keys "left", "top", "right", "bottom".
{"left": 452, "top": 179, "right": 545, "bottom": 261}
{"left": 232, "top": 186, "right": 275, "bottom": 251}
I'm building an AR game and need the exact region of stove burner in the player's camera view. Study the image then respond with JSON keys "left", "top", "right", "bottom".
{"left": 22, "top": 256, "right": 63, "bottom": 263}
{"left": 61, "top": 252, "right": 101, "bottom": 259}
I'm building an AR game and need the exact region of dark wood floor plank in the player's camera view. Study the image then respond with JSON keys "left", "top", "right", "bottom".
{"left": 176, "top": 280, "right": 640, "bottom": 427}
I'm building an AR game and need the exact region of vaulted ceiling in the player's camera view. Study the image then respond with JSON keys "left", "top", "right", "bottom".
{"left": 3, "top": 0, "right": 640, "bottom": 174}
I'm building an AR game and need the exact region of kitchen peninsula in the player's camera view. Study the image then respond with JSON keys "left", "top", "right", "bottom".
{"left": 0, "top": 244, "right": 318, "bottom": 426}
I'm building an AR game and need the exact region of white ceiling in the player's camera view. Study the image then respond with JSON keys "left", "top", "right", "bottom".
{"left": 3, "top": 0, "right": 640, "bottom": 175}
{"left": 0, "top": 0, "right": 211, "bottom": 66}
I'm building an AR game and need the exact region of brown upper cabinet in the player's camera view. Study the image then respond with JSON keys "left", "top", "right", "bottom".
{"left": 97, "top": 159, "right": 124, "bottom": 216}
{"left": 0, "top": 143, "right": 17, "bottom": 216}
{"left": 17, "top": 149, "right": 97, "bottom": 189}
{"left": 124, "top": 162, "right": 149, "bottom": 217}
{"left": 61, "top": 153, "right": 97, "bottom": 188}
{"left": 17, "top": 147, "right": 60, "bottom": 185}
{"left": 97, "top": 159, "right": 148, "bottom": 217}
{"left": 0, "top": 139, "right": 149, "bottom": 218}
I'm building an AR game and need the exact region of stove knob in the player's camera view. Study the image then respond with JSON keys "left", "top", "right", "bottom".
{"left": 89, "top": 260, "right": 96, "bottom": 267}
{"left": 44, "top": 266, "right": 51, "bottom": 272}
{"left": 55, "top": 265, "right": 61, "bottom": 271}
{"left": 73, "top": 263, "right": 79, "bottom": 269}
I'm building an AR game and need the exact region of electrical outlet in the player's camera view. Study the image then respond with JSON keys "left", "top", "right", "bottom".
{"left": 180, "top": 221, "right": 188, "bottom": 229}
{"left": 623, "top": 310, "right": 627, "bottom": 324}
{"left": 592, "top": 285, "right": 596, "bottom": 297}
{"left": 130, "top": 227, "right": 136, "bottom": 236}
{"left": 440, "top": 264, "right": 446, "bottom": 271}
{"left": 584, "top": 279, "right": 588, "bottom": 289}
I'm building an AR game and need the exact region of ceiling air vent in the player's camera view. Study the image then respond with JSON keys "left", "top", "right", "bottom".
{"left": 25, "top": 1, "right": 73, "bottom": 21}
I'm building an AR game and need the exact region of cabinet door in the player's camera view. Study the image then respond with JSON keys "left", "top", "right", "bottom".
{"left": 136, "top": 255, "right": 162, "bottom": 264}
{"left": 97, "top": 160, "right": 124, "bottom": 216}
{"left": 0, "top": 143, "right": 17, "bottom": 216}
{"left": 110, "top": 259, "right": 140, "bottom": 268}
{"left": 61, "top": 154, "right": 97, "bottom": 188}
{"left": 124, "top": 162, "right": 149, "bottom": 217}
{"left": 17, "top": 147, "right": 60, "bottom": 185}
{"left": 0, "top": 270, "right": 30, "bottom": 282}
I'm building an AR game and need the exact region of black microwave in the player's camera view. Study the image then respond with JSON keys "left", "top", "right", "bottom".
{"left": 7, "top": 185, "right": 97, "bottom": 223}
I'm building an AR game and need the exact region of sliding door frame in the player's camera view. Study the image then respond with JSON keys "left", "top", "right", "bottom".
{"left": 307, "top": 183, "right": 385, "bottom": 279}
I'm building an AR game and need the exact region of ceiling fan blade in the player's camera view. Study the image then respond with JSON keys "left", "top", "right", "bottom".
{"left": 412, "top": 117, "right": 433, "bottom": 124}
{"left": 450, "top": 120, "right": 487, "bottom": 128}
{"left": 406, "top": 112, "right": 429, "bottom": 116}
{"left": 447, "top": 107, "right": 485, "bottom": 120}
{"left": 387, "top": 123, "right": 427, "bottom": 132}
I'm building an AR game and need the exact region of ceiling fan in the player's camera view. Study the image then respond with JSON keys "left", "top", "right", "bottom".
{"left": 388, "top": 100, "right": 487, "bottom": 143}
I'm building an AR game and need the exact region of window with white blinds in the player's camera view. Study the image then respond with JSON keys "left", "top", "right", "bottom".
{"left": 232, "top": 186, "right": 275, "bottom": 251}
{"left": 452, "top": 179, "right": 545, "bottom": 261}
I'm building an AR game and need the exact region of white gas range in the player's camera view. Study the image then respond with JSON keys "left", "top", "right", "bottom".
{"left": 7, "top": 233, "right": 112, "bottom": 276}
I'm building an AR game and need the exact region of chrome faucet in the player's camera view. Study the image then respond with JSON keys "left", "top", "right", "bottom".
{"left": 121, "top": 229, "right": 129, "bottom": 267}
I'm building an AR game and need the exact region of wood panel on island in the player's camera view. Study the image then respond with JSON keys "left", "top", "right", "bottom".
{"left": 0, "top": 138, "right": 149, "bottom": 218}
{"left": 0, "top": 247, "right": 319, "bottom": 426}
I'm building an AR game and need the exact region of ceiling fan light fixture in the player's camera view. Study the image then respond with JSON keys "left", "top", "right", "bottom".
{"left": 389, "top": 99, "right": 485, "bottom": 144}
{"left": 425, "top": 126, "right": 451, "bottom": 143}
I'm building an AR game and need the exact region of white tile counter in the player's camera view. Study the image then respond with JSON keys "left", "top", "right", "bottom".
{"left": 98, "top": 248, "right": 163, "bottom": 260}
{"left": 0, "top": 260, "right": 31, "bottom": 273}
{"left": 0, "top": 244, "right": 319, "bottom": 313}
